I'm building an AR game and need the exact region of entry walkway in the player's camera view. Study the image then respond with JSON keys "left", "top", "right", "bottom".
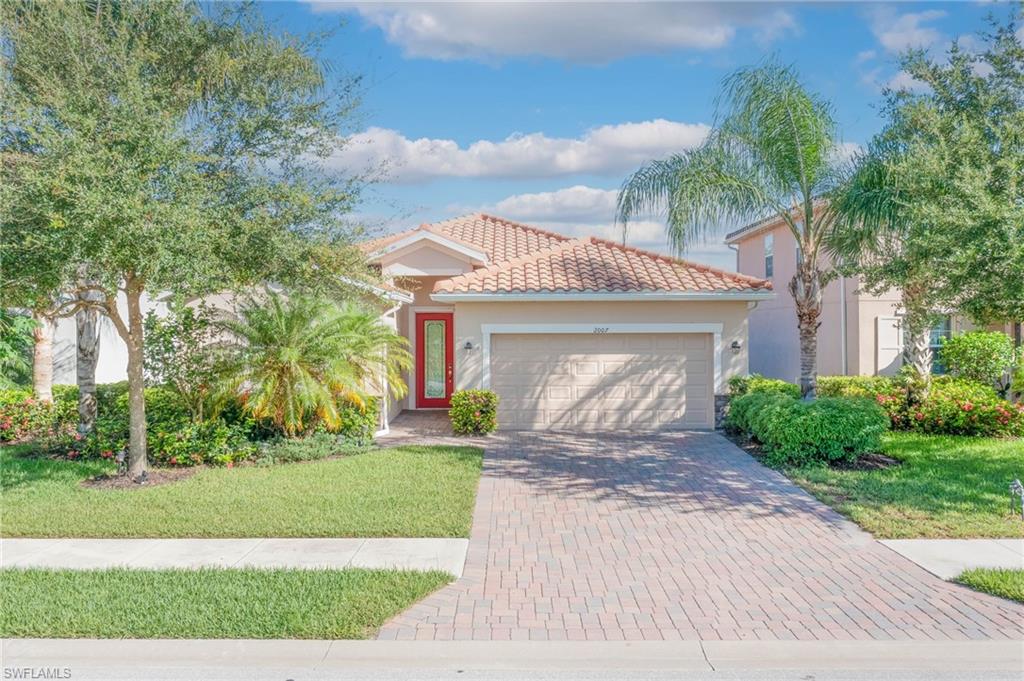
{"left": 1, "top": 538, "right": 468, "bottom": 576}
{"left": 881, "top": 539, "right": 1024, "bottom": 580}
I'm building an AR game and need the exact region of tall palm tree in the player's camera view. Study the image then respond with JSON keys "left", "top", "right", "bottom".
{"left": 217, "top": 294, "right": 411, "bottom": 436}
{"left": 616, "top": 62, "right": 845, "bottom": 397}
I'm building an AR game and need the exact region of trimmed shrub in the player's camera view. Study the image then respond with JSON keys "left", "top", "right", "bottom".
{"left": 728, "top": 392, "right": 889, "bottom": 467}
{"left": 325, "top": 398, "right": 379, "bottom": 446}
{"left": 148, "top": 420, "right": 256, "bottom": 467}
{"left": 254, "top": 432, "right": 366, "bottom": 466}
{"left": 728, "top": 374, "right": 801, "bottom": 399}
{"left": 939, "top": 332, "right": 1017, "bottom": 396}
{"left": 910, "top": 377, "right": 1024, "bottom": 437}
{"left": 725, "top": 391, "right": 790, "bottom": 434}
{"left": 0, "top": 386, "right": 77, "bottom": 443}
{"left": 449, "top": 390, "right": 499, "bottom": 435}
{"left": 817, "top": 375, "right": 909, "bottom": 428}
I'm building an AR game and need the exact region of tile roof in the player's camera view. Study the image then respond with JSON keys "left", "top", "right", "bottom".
{"left": 433, "top": 236, "right": 772, "bottom": 295}
{"left": 362, "top": 213, "right": 571, "bottom": 262}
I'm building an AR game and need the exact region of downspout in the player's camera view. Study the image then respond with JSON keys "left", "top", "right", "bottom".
{"left": 839, "top": 275, "right": 849, "bottom": 375}
{"left": 375, "top": 302, "right": 403, "bottom": 438}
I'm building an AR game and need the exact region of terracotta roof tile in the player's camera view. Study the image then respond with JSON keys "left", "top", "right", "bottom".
{"left": 360, "top": 213, "right": 570, "bottom": 262}
{"left": 433, "top": 236, "right": 772, "bottom": 294}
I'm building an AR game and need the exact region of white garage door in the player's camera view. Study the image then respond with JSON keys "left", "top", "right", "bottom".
{"left": 490, "top": 333, "right": 713, "bottom": 431}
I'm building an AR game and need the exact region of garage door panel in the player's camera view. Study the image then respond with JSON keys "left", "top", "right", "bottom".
{"left": 491, "top": 332, "right": 714, "bottom": 431}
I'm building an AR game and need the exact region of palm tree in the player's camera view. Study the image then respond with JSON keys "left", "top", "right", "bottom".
{"left": 616, "top": 62, "right": 846, "bottom": 397}
{"left": 216, "top": 294, "right": 412, "bottom": 437}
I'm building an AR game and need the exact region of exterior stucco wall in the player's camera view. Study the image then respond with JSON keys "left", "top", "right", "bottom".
{"left": 734, "top": 223, "right": 898, "bottom": 381}
{"left": 447, "top": 300, "right": 751, "bottom": 396}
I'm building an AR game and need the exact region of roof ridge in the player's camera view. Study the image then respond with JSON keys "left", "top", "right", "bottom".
{"left": 432, "top": 237, "right": 585, "bottom": 293}
{"left": 474, "top": 213, "right": 574, "bottom": 242}
{"left": 587, "top": 236, "right": 771, "bottom": 288}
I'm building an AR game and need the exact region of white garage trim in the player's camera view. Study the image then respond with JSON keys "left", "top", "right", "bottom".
{"left": 480, "top": 323, "right": 724, "bottom": 393}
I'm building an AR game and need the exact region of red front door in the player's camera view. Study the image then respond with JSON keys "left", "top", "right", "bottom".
{"left": 416, "top": 312, "right": 454, "bottom": 408}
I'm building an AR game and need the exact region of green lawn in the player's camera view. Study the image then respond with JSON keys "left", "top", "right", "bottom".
{"left": 956, "top": 568, "right": 1024, "bottom": 604}
{"left": 785, "top": 433, "right": 1024, "bottom": 538}
{"left": 0, "top": 567, "right": 450, "bottom": 638}
{"left": 1, "top": 444, "right": 482, "bottom": 538}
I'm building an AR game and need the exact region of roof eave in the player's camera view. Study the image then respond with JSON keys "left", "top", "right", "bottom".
{"left": 431, "top": 291, "right": 775, "bottom": 303}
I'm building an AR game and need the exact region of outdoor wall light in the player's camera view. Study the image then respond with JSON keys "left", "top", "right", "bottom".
{"left": 463, "top": 341, "right": 474, "bottom": 352}
{"left": 730, "top": 340, "right": 743, "bottom": 354}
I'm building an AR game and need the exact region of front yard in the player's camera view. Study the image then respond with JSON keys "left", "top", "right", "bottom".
{"left": 0, "top": 567, "right": 450, "bottom": 639}
{"left": 786, "top": 433, "right": 1024, "bottom": 539}
{"left": 1, "top": 444, "right": 483, "bottom": 538}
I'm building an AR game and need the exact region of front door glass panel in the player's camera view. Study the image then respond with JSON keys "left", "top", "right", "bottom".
{"left": 424, "top": 319, "right": 447, "bottom": 398}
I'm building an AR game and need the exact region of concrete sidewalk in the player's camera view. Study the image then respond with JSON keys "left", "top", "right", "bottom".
{"left": 881, "top": 539, "right": 1024, "bottom": 580}
{"left": 3, "top": 639, "right": 1022, "bottom": 673}
{"left": 0, "top": 538, "right": 469, "bottom": 576}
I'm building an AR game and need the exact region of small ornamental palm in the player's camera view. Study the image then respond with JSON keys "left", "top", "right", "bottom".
{"left": 217, "top": 294, "right": 411, "bottom": 436}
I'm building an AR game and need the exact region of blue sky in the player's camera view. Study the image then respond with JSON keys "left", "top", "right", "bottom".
{"left": 262, "top": 2, "right": 995, "bottom": 269}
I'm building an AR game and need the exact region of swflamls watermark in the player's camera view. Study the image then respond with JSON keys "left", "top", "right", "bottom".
{"left": 3, "top": 668, "right": 71, "bottom": 680}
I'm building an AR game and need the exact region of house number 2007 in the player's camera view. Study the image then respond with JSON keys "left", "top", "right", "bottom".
{"left": 593, "top": 327, "right": 610, "bottom": 334}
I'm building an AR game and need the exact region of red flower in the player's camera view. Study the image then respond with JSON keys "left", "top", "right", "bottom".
{"left": 914, "top": 412, "right": 925, "bottom": 421}
{"left": 226, "top": 461, "right": 234, "bottom": 469}
{"left": 169, "top": 456, "right": 178, "bottom": 465}
{"left": 960, "top": 402, "right": 974, "bottom": 412}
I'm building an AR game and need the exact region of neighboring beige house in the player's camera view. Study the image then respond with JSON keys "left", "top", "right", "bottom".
{"left": 363, "top": 213, "right": 773, "bottom": 431}
{"left": 726, "top": 214, "right": 1023, "bottom": 382}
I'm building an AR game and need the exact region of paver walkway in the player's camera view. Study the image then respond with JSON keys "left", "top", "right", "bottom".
{"left": 378, "top": 430, "right": 1024, "bottom": 641}
{"left": 882, "top": 539, "right": 1024, "bottom": 580}
{"left": 1, "top": 538, "right": 468, "bottom": 576}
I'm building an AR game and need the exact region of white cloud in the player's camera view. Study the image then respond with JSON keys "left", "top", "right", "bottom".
{"left": 868, "top": 7, "right": 946, "bottom": 54}
{"left": 336, "top": 119, "right": 710, "bottom": 183}
{"left": 886, "top": 70, "right": 930, "bottom": 93}
{"left": 309, "top": 2, "right": 799, "bottom": 63}
{"left": 855, "top": 49, "right": 877, "bottom": 65}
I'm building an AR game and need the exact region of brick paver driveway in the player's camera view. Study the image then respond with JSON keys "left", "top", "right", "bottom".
{"left": 378, "top": 431, "right": 1024, "bottom": 641}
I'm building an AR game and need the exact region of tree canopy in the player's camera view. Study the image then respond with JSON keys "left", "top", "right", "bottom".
{"left": 1, "top": 0, "right": 374, "bottom": 475}
{"left": 832, "top": 12, "right": 1024, "bottom": 328}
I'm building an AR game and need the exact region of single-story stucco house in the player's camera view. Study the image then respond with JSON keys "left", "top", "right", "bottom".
{"left": 363, "top": 213, "right": 773, "bottom": 431}
{"left": 726, "top": 212, "right": 1023, "bottom": 381}
{"left": 50, "top": 213, "right": 774, "bottom": 433}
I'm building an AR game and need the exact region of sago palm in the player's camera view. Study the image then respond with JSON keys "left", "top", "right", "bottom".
{"left": 616, "top": 62, "right": 846, "bottom": 397}
{"left": 216, "top": 294, "right": 411, "bottom": 436}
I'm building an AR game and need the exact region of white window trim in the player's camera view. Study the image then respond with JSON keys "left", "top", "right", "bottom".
{"left": 480, "top": 322, "right": 724, "bottom": 393}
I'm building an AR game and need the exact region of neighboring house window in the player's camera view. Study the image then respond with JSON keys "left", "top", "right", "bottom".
{"left": 929, "top": 316, "right": 952, "bottom": 374}
{"left": 764, "top": 233, "right": 774, "bottom": 278}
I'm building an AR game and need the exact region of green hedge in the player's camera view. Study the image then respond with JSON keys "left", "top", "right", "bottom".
{"left": 727, "top": 392, "right": 889, "bottom": 467}
{"left": 817, "top": 374, "right": 1023, "bottom": 437}
{"left": 449, "top": 390, "right": 499, "bottom": 435}
{"left": 728, "top": 374, "right": 802, "bottom": 399}
{"left": 1, "top": 383, "right": 379, "bottom": 468}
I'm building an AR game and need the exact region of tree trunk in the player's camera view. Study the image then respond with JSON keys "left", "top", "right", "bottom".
{"left": 900, "top": 283, "right": 933, "bottom": 377}
{"left": 31, "top": 311, "right": 55, "bottom": 403}
{"left": 76, "top": 303, "right": 101, "bottom": 435}
{"left": 124, "top": 282, "right": 148, "bottom": 479}
{"left": 789, "top": 261, "right": 823, "bottom": 399}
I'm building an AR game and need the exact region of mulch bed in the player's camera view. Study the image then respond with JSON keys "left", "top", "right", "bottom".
{"left": 81, "top": 467, "right": 198, "bottom": 490}
{"left": 723, "top": 430, "right": 900, "bottom": 471}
